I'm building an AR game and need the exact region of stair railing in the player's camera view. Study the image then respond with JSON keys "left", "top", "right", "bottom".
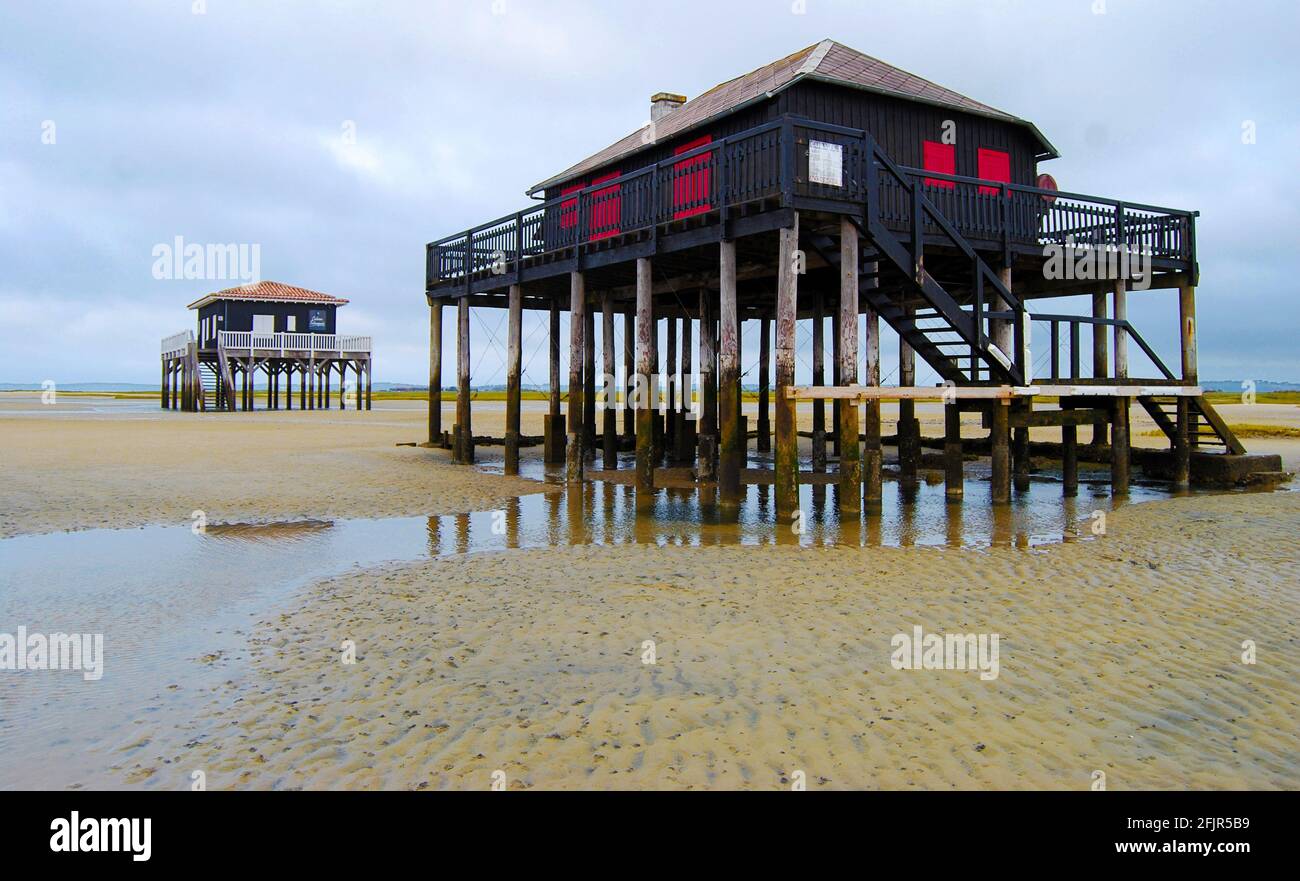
{"left": 856, "top": 133, "right": 1028, "bottom": 384}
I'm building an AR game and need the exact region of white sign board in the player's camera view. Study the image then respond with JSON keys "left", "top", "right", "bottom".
{"left": 808, "top": 140, "right": 843, "bottom": 187}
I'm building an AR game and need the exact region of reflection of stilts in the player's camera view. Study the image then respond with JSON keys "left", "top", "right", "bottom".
{"left": 454, "top": 512, "right": 470, "bottom": 556}
{"left": 505, "top": 496, "right": 521, "bottom": 549}
{"left": 945, "top": 500, "right": 963, "bottom": 548}
{"left": 425, "top": 515, "right": 442, "bottom": 558}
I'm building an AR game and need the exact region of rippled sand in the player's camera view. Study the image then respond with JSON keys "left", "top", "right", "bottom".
{"left": 146, "top": 490, "right": 1300, "bottom": 790}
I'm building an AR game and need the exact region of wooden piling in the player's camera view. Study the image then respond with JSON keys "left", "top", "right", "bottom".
{"left": 678, "top": 312, "right": 693, "bottom": 463}
{"left": 838, "top": 217, "right": 861, "bottom": 512}
{"left": 635, "top": 258, "right": 655, "bottom": 492}
{"left": 698, "top": 287, "right": 718, "bottom": 481}
{"left": 161, "top": 360, "right": 169, "bottom": 409}
{"left": 991, "top": 400, "right": 1011, "bottom": 504}
{"left": 757, "top": 312, "right": 771, "bottom": 453}
{"left": 863, "top": 300, "right": 883, "bottom": 506}
{"left": 774, "top": 218, "right": 800, "bottom": 520}
{"left": 623, "top": 310, "right": 635, "bottom": 444}
{"left": 665, "top": 309, "right": 678, "bottom": 461}
{"left": 601, "top": 292, "right": 617, "bottom": 469}
{"left": 1013, "top": 420, "right": 1030, "bottom": 491}
{"left": 504, "top": 284, "right": 522, "bottom": 474}
{"left": 1179, "top": 284, "right": 1198, "bottom": 383}
{"left": 898, "top": 309, "right": 918, "bottom": 486}
{"left": 1112, "top": 279, "right": 1128, "bottom": 380}
{"left": 1091, "top": 289, "right": 1109, "bottom": 445}
{"left": 944, "top": 403, "right": 963, "bottom": 501}
{"left": 583, "top": 303, "right": 596, "bottom": 458}
{"left": 1174, "top": 396, "right": 1191, "bottom": 490}
{"left": 428, "top": 298, "right": 442, "bottom": 444}
{"left": 1062, "top": 400, "right": 1079, "bottom": 497}
{"left": 831, "top": 306, "right": 841, "bottom": 458}
{"left": 544, "top": 295, "right": 564, "bottom": 464}
{"left": 811, "top": 288, "right": 826, "bottom": 472}
{"left": 456, "top": 295, "right": 473, "bottom": 463}
{"left": 1111, "top": 396, "right": 1130, "bottom": 496}
{"left": 718, "top": 241, "right": 741, "bottom": 505}
{"left": 566, "top": 271, "right": 585, "bottom": 483}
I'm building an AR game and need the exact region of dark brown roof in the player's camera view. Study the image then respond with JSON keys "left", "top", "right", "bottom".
{"left": 187, "top": 281, "right": 350, "bottom": 310}
{"left": 529, "top": 39, "right": 1056, "bottom": 195}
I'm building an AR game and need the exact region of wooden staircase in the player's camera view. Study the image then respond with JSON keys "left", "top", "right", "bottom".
{"left": 1138, "top": 395, "right": 1245, "bottom": 455}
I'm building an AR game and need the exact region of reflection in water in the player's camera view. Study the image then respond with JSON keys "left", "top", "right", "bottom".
{"left": 415, "top": 474, "right": 1168, "bottom": 555}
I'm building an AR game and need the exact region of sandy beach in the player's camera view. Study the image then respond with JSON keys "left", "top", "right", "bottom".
{"left": 2, "top": 392, "right": 1297, "bottom": 790}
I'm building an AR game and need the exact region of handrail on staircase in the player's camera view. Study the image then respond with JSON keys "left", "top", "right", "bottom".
{"left": 852, "top": 132, "right": 1028, "bottom": 385}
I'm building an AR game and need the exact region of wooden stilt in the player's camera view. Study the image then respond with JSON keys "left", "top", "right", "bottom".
{"left": 944, "top": 403, "right": 963, "bottom": 501}
{"left": 838, "top": 217, "right": 861, "bottom": 512}
{"left": 566, "top": 271, "right": 585, "bottom": 483}
{"left": 863, "top": 300, "right": 883, "bottom": 506}
{"left": 365, "top": 357, "right": 371, "bottom": 411}
{"left": 1013, "top": 398, "right": 1031, "bottom": 492}
{"left": 583, "top": 303, "right": 596, "bottom": 458}
{"left": 622, "top": 310, "right": 635, "bottom": 444}
{"left": 504, "top": 284, "right": 522, "bottom": 474}
{"left": 665, "top": 309, "right": 678, "bottom": 461}
{"left": 774, "top": 218, "right": 800, "bottom": 521}
{"left": 718, "top": 242, "right": 741, "bottom": 505}
{"left": 757, "top": 312, "right": 771, "bottom": 453}
{"left": 898, "top": 307, "right": 918, "bottom": 486}
{"left": 1179, "top": 284, "right": 1198, "bottom": 383}
{"left": 161, "top": 359, "right": 169, "bottom": 409}
{"left": 1174, "top": 396, "right": 1191, "bottom": 490}
{"left": 1061, "top": 399, "right": 1079, "bottom": 497}
{"left": 678, "top": 312, "right": 693, "bottom": 464}
{"left": 991, "top": 400, "right": 1011, "bottom": 504}
{"left": 811, "top": 288, "right": 826, "bottom": 472}
{"left": 286, "top": 364, "right": 293, "bottom": 410}
{"left": 831, "top": 305, "right": 841, "bottom": 458}
{"left": 456, "top": 295, "right": 473, "bottom": 463}
{"left": 544, "top": 295, "right": 564, "bottom": 464}
{"left": 1111, "top": 396, "right": 1130, "bottom": 496}
{"left": 1112, "top": 279, "right": 1128, "bottom": 380}
{"left": 601, "top": 291, "right": 617, "bottom": 469}
{"left": 428, "top": 297, "right": 443, "bottom": 444}
{"left": 698, "top": 287, "right": 718, "bottom": 481}
{"left": 635, "top": 258, "right": 655, "bottom": 492}
{"left": 1091, "top": 288, "right": 1109, "bottom": 445}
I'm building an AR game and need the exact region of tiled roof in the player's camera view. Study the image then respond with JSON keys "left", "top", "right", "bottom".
{"left": 187, "top": 281, "right": 350, "bottom": 310}
{"left": 529, "top": 39, "right": 1054, "bottom": 194}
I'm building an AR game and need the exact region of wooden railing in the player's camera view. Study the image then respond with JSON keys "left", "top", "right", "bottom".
{"left": 427, "top": 116, "right": 1198, "bottom": 289}
{"left": 161, "top": 330, "right": 193, "bottom": 358}
{"left": 217, "top": 331, "right": 372, "bottom": 353}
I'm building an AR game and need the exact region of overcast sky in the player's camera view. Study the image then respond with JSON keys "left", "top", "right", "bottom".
{"left": 2, "top": 0, "right": 1296, "bottom": 386}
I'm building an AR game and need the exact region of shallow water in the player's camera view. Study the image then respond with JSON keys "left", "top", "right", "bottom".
{"left": 0, "top": 460, "right": 1176, "bottom": 789}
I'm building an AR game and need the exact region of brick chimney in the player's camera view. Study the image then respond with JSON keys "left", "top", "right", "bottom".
{"left": 650, "top": 92, "right": 687, "bottom": 123}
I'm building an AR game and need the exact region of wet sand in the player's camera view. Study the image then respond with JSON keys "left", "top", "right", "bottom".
{"left": 2, "top": 392, "right": 1298, "bottom": 790}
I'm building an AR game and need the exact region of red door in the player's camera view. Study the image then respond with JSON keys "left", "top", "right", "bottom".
{"left": 672, "top": 135, "right": 712, "bottom": 219}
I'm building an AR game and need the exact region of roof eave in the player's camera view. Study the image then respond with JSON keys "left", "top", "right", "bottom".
{"left": 525, "top": 88, "right": 784, "bottom": 197}
{"left": 526, "top": 69, "right": 1060, "bottom": 197}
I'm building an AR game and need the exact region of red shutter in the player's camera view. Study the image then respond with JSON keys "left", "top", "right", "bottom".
{"left": 589, "top": 170, "right": 621, "bottom": 240}
{"left": 922, "top": 140, "right": 956, "bottom": 189}
{"left": 977, "top": 148, "right": 1011, "bottom": 196}
{"left": 672, "top": 135, "right": 713, "bottom": 220}
{"left": 560, "top": 181, "right": 585, "bottom": 230}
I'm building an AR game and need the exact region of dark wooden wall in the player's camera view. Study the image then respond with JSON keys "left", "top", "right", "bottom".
{"left": 196, "top": 301, "right": 339, "bottom": 344}
{"left": 777, "top": 80, "right": 1045, "bottom": 185}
